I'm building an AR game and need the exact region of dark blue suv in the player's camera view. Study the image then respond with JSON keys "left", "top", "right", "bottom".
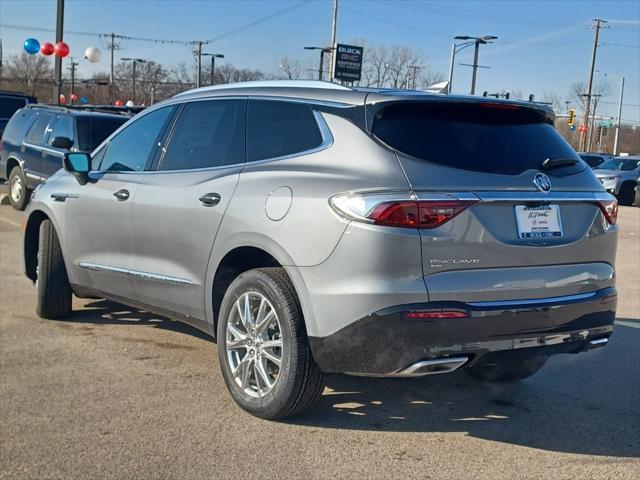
{"left": 0, "top": 105, "right": 130, "bottom": 209}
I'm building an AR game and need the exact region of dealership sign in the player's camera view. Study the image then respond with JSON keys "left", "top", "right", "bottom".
{"left": 333, "top": 43, "right": 364, "bottom": 82}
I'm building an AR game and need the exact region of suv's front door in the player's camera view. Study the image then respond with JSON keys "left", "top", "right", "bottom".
{"left": 21, "top": 111, "right": 55, "bottom": 186}
{"left": 64, "top": 106, "right": 175, "bottom": 299}
{"left": 129, "top": 99, "right": 247, "bottom": 320}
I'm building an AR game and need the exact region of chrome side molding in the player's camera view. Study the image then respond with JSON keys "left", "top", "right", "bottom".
{"left": 78, "top": 262, "right": 193, "bottom": 286}
{"left": 467, "top": 291, "right": 598, "bottom": 308}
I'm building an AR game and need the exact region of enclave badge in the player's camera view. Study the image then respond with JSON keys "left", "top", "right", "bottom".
{"left": 533, "top": 173, "right": 552, "bottom": 192}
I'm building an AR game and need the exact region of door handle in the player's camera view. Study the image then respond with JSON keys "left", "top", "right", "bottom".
{"left": 199, "top": 192, "right": 221, "bottom": 207}
{"left": 113, "top": 189, "right": 130, "bottom": 201}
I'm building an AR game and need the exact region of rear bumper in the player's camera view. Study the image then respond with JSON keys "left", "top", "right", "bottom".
{"left": 308, "top": 287, "right": 616, "bottom": 375}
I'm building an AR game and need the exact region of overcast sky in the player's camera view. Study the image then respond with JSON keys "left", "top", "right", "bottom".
{"left": 1, "top": 0, "right": 638, "bottom": 121}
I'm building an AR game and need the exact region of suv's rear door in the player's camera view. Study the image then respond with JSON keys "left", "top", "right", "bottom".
{"left": 129, "top": 99, "right": 246, "bottom": 320}
{"left": 22, "top": 110, "right": 55, "bottom": 186}
{"left": 369, "top": 99, "right": 617, "bottom": 302}
{"left": 42, "top": 114, "right": 75, "bottom": 177}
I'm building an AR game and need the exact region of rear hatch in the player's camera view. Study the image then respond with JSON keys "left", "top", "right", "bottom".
{"left": 368, "top": 98, "right": 618, "bottom": 302}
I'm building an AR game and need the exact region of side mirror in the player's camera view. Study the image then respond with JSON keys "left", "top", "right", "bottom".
{"left": 63, "top": 152, "right": 90, "bottom": 185}
{"left": 51, "top": 136, "right": 74, "bottom": 150}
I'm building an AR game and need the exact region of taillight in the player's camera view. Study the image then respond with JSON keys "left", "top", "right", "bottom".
{"left": 367, "top": 200, "right": 476, "bottom": 229}
{"left": 330, "top": 192, "right": 477, "bottom": 229}
{"left": 596, "top": 199, "right": 618, "bottom": 225}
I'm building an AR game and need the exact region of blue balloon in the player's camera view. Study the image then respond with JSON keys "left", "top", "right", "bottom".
{"left": 24, "top": 38, "right": 40, "bottom": 55}
{"left": 79, "top": 96, "right": 89, "bottom": 105}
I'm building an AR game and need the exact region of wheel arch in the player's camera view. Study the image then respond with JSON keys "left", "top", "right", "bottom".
{"left": 23, "top": 206, "right": 65, "bottom": 283}
{"left": 207, "top": 237, "right": 315, "bottom": 341}
{"left": 5, "top": 156, "right": 22, "bottom": 179}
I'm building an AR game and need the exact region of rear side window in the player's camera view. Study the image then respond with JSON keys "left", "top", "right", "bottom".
{"left": 48, "top": 115, "right": 75, "bottom": 146}
{"left": 372, "top": 102, "right": 583, "bottom": 176}
{"left": 1, "top": 110, "right": 35, "bottom": 143}
{"left": 76, "top": 116, "right": 128, "bottom": 152}
{"left": 247, "top": 100, "right": 323, "bottom": 162}
{"left": 581, "top": 155, "right": 603, "bottom": 168}
{"left": 159, "top": 100, "right": 245, "bottom": 171}
{"left": 0, "top": 98, "right": 27, "bottom": 118}
{"left": 25, "top": 113, "right": 55, "bottom": 145}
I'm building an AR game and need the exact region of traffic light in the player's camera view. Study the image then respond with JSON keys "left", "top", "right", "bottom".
{"left": 568, "top": 108, "right": 576, "bottom": 127}
{"left": 602, "top": 126, "right": 608, "bottom": 136}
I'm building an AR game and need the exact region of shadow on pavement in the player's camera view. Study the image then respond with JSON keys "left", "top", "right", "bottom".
{"left": 64, "top": 299, "right": 213, "bottom": 341}
{"left": 58, "top": 300, "right": 640, "bottom": 458}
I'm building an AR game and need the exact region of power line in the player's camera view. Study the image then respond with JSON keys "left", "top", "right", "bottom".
{"left": 340, "top": 5, "right": 451, "bottom": 38}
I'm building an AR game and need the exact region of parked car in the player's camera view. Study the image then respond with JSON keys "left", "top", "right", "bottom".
{"left": 0, "top": 104, "right": 130, "bottom": 209}
{"left": 23, "top": 81, "right": 618, "bottom": 419}
{"left": 578, "top": 152, "right": 610, "bottom": 169}
{"left": 634, "top": 177, "right": 640, "bottom": 207}
{"left": 593, "top": 156, "right": 640, "bottom": 205}
{"left": 0, "top": 90, "right": 37, "bottom": 136}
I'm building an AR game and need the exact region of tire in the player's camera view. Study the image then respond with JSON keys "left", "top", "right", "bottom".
{"left": 36, "top": 219, "right": 72, "bottom": 319}
{"left": 465, "top": 355, "right": 548, "bottom": 383}
{"left": 618, "top": 182, "right": 636, "bottom": 206}
{"left": 217, "top": 267, "right": 326, "bottom": 419}
{"left": 8, "top": 166, "right": 31, "bottom": 211}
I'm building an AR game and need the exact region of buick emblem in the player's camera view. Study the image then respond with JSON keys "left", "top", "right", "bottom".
{"left": 533, "top": 173, "right": 552, "bottom": 192}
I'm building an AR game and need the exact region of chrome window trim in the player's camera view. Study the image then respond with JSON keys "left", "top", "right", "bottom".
{"left": 467, "top": 291, "right": 597, "bottom": 308}
{"left": 78, "top": 262, "right": 193, "bottom": 286}
{"left": 474, "top": 191, "right": 615, "bottom": 203}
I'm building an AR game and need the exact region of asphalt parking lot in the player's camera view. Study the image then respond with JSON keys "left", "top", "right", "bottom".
{"left": 1, "top": 188, "right": 639, "bottom": 479}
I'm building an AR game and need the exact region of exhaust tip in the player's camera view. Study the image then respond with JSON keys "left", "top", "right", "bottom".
{"left": 588, "top": 337, "right": 609, "bottom": 349}
{"left": 393, "top": 356, "right": 469, "bottom": 377}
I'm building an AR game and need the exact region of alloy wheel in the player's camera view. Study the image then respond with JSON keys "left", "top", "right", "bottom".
{"left": 225, "top": 291, "right": 283, "bottom": 398}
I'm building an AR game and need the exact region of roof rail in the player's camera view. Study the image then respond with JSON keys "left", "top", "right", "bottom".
{"left": 25, "top": 104, "right": 142, "bottom": 116}
{"left": 175, "top": 79, "right": 352, "bottom": 97}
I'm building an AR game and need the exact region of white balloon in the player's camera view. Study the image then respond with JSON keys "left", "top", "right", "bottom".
{"left": 84, "top": 47, "right": 102, "bottom": 63}
{"left": 125, "top": 100, "right": 134, "bottom": 107}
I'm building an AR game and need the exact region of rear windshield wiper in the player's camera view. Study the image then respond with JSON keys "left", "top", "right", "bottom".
{"left": 541, "top": 157, "right": 579, "bottom": 170}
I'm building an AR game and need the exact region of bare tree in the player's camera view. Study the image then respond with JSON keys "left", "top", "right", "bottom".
{"left": 115, "top": 60, "right": 169, "bottom": 105}
{"left": 569, "top": 80, "right": 610, "bottom": 115}
{"left": 3, "top": 52, "right": 53, "bottom": 98}
{"left": 541, "top": 90, "right": 566, "bottom": 113}
{"left": 277, "top": 57, "right": 303, "bottom": 80}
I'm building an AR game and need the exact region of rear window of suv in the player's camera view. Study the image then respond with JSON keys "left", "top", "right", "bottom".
{"left": 76, "top": 115, "right": 128, "bottom": 152}
{"left": 371, "top": 101, "right": 583, "bottom": 176}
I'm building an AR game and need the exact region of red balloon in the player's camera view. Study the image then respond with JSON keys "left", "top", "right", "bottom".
{"left": 114, "top": 100, "right": 124, "bottom": 107}
{"left": 70, "top": 94, "right": 78, "bottom": 102}
{"left": 41, "top": 42, "right": 55, "bottom": 56}
{"left": 54, "top": 42, "right": 70, "bottom": 58}
{"left": 59, "top": 94, "right": 67, "bottom": 105}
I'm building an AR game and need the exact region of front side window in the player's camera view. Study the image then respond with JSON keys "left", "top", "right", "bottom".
{"left": 247, "top": 100, "right": 323, "bottom": 162}
{"left": 158, "top": 100, "right": 245, "bottom": 171}
{"left": 98, "top": 106, "right": 174, "bottom": 172}
{"left": 25, "top": 113, "right": 55, "bottom": 145}
{"left": 48, "top": 115, "right": 75, "bottom": 146}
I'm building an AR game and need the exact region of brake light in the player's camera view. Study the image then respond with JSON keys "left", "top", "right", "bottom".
{"left": 480, "top": 102, "right": 520, "bottom": 110}
{"left": 367, "top": 200, "right": 476, "bottom": 229}
{"left": 596, "top": 199, "right": 618, "bottom": 225}
{"left": 406, "top": 310, "right": 469, "bottom": 319}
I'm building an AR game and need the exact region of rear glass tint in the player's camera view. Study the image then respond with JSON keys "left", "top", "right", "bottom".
{"left": 372, "top": 102, "right": 583, "bottom": 176}
{"left": 0, "top": 98, "right": 28, "bottom": 118}
{"left": 76, "top": 116, "right": 128, "bottom": 152}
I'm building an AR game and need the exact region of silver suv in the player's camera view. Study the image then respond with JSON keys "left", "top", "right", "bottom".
{"left": 23, "top": 81, "right": 619, "bottom": 419}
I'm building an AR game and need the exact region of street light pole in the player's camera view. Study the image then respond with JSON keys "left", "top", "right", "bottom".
{"left": 304, "top": 46, "right": 332, "bottom": 81}
{"left": 329, "top": 0, "right": 338, "bottom": 81}
{"left": 448, "top": 35, "right": 496, "bottom": 95}
{"left": 202, "top": 53, "right": 224, "bottom": 85}
{"left": 121, "top": 58, "right": 146, "bottom": 105}
{"left": 580, "top": 18, "right": 608, "bottom": 152}
{"left": 613, "top": 76, "right": 625, "bottom": 155}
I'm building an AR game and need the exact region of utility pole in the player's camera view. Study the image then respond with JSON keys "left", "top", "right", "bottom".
{"left": 470, "top": 40, "right": 481, "bottom": 95}
{"left": 53, "top": 0, "right": 65, "bottom": 104}
{"left": 613, "top": 76, "right": 625, "bottom": 155}
{"left": 587, "top": 95, "right": 601, "bottom": 152}
{"left": 580, "top": 18, "right": 608, "bottom": 152}
{"left": 68, "top": 57, "right": 78, "bottom": 104}
{"left": 0, "top": 39, "right": 3, "bottom": 89}
{"left": 328, "top": 0, "right": 338, "bottom": 81}
{"left": 196, "top": 41, "right": 203, "bottom": 88}
{"left": 202, "top": 53, "right": 224, "bottom": 85}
